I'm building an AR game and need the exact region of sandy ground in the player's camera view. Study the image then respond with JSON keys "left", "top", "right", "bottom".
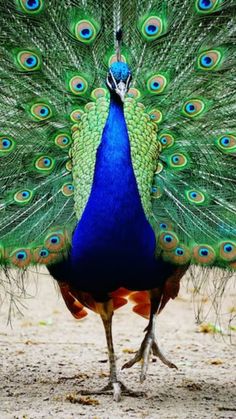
{"left": 0, "top": 269, "right": 235, "bottom": 419}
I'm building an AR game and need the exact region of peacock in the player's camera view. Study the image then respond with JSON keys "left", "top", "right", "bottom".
{"left": 0, "top": 0, "right": 236, "bottom": 402}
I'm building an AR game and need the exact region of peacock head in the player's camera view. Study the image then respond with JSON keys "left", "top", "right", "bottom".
{"left": 106, "top": 62, "right": 132, "bottom": 102}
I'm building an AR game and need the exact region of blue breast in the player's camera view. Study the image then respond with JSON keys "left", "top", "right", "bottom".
{"left": 70, "top": 95, "right": 157, "bottom": 295}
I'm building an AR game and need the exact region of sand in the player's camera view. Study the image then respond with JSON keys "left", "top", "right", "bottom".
{"left": 0, "top": 269, "right": 235, "bottom": 419}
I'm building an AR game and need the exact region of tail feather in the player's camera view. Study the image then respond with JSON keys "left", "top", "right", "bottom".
{"left": 0, "top": 0, "right": 235, "bottom": 274}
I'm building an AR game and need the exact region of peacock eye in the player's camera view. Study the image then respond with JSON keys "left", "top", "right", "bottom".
{"left": 16, "top": 251, "right": 27, "bottom": 260}
{"left": 186, "top": 103, "right": 196, "bottom": 113}
{"left": 193, "top": 245, "right": 216, "bottom": 264}
{"left": 50, "top": 236, "right": 60, "bottom": 244}
{"left": 160, "top": 223, "right": 167, "bottom": 229}
{"left": 148, "top": 109, "right": 162, "bottom": 124}
{"left": 2, "top": 139, "right": 11, "bottom": 148}
{"left": 199, "top": 0, "right": 213, "bottom": 9}
{"left": 16, "top": 50, "right": 41, "bottom": 71}
{"left": 31, "top": 103, "right": 52, "bottom": 121}
{"left": 10, "top": 248, "right": 32, "bottom": 267}
{"left": 14, "top": 189, "right": 33, "bottom": 204}
{"left": 201, "top": 55, "right": 212, "bottom": 67}
{"left": 91, "top": 88, "right": 107, "bottom": 100}
{"left": 224, "top": 244, "right": 233, "bottom": 253}
{"left": 164, "top": 235, "right": 173, "bottom": 243}
{"left": 147, "top": 74, "right": 167, "bottom": 94}
{"left": 61, "top": 183, "right": 74, "bottom": 197}
{"left": 158, "top": 133, "right": 175, "bottom": 149}
{"left": 182, "top": 99, "right": 206, "bottom": 118}
{"left": 69, "top": 76, "right": 88, "bottom": 95}
{"left": 215, "top": 134, "right": 236, "bottom": 154}
{"left": 0, "top": 136, "right": 16, "bottom": 155}
{"left": 197, "top": 49, "right": 222, "bottom": 71}
{"left": 159, "top": 221, "right": 173, "bottom": 230}
{"left": 168, "top": 153, "right": 188, "bottom": 170}
{"left": 158, "top": 231, "right": 179, "bottom": 250}
{"left": 151, "top": 184, "right": 163, "bottom": 199}
{"left": 35, "top": 156, "right": 55, "bottom": 172}
{"left": 140, "top": 15, "right": 166, "bottom": 41}
{"left": 54, "top": 133, "right": 72, "bottom": 149}
{"left": 73, "top": 19, "right": 98, "bottom": 44}
{"left": 45, "top": 232, "right": 66, "bottom": 251}
{"left": 186, "top": 189, "right": 206, "bottom": 205}
{"left": 18, "top": 0, "right": 44, "bottom": 14}
{"left": 196, "top": 0, "right": 221, "bottom": 13}
{"left": 151, "top": 81, "right": 160, "bottom": 90}
{"left": 70, "top": 108, "right": 84, "bottom": 123}
{"left": 221, "top": 137, "right": 230, "bottom": 145}
{"left": 39, "top": 249, "right": 49, "bottom": 258}
{"left": 172, "top": 155, "right": 179, "bottom": 164}
{"left": 175, "top": 247, "right": 184, "bottom": 256}
{"left": 219, "top": 241, "right": 236, "bottom": 261}
{"left": 199, "top": 247, "right": 209, "bottom": 256}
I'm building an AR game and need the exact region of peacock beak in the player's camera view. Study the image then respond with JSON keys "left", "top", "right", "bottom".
{"left": 115, "top": 81, "right": 127, "bottom": 102}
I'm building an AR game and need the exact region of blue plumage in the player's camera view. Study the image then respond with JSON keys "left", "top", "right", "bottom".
{"left": 71, "top": 93, "right": 157, "bottom": 294}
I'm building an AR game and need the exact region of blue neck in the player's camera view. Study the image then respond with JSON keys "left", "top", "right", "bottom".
{"left": 71, "top": 94, "right": 156, "bottom": 290}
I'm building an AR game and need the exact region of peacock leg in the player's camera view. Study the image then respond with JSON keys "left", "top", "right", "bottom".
{"left": 81, "top": 300, "right": 143, "bottom": 401}
{"left": 122, "top": 289, "right": 177, "bottom": 382}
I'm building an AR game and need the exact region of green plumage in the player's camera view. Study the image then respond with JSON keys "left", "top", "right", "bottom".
{"left": 0, "top": 0, "right": 235, "bottom": 272}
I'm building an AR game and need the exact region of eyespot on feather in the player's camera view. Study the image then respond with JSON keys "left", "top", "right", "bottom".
{"left": 33, "top": 247, "right": 58, "bottom": 265}
{"left": 149, "top": 109, "right": 163, "bottom": 124}
{"left": 147, "top": 74, "right": 167, "bottom": 94}
{"left": 30, "top": 102, "right": 53, "bottom": 121}
{"left": 185, "top": 189, "right": 207, "bottom": 205}
{"left": 197, "top": 49, "right": 223, "bottom": 71}
{"left": 0, "top": 136, "right": 16, "bottom": 156}
{"left": 15, "top": 50, "right": 42, "bottom": 71}
{"left": 163, "top": 244, "right": 191, "bottom": 265}
{"left": 182, "top": 99, "right": 206, "bottom": 118}
{"left": 193, "top": 245, "right": 216, "bottom": 265}
{"left": 44, "top": 231, "right": 67, "bottom": 252}
{"left": 54, "top": 133, "right": 72, "bottom": 149}
{"left": 127, "top": 88, "right": 141, "bottom": 100}
{"left": 139, "top": 15, "right": 167, "bottom": 42}
{"left": 151, "top": 184, "right": 163, "bottom": 199}
{"left": 91, "top": 88, "right": 107, "bottom": 100}
{"left": 69, "top": 12, "right": 100, "bottom": 44}
{"left": 158, "top": 231, "right": 179, "bottom": 250}
{"left": 10, "top": 248, "right": 31, "bottom": 268}
{"left": 158, "top": 221, "right": 174, "bottom": 231}
{"left": 158, "top": 133, "right": 175, "bottom": 149}
{"left": 195, "top": 0, "right": 223, "bottom": 14}
{"left": 215, "top": 134, "right": 236, "bottom": 154}
{"left": 35, "top": 156, "right": 55, "bottom": 173}
{"left": 68, "top": 75, "right": 88, "bottom": 96}
{"left": 70, "top": 108, "right": 84, "bottom": 123}
{"left": 167, "top": 153, "right": 188, "bottom": 170}
{"left": 16, "top": 0, "right": 45, "bottom": 14}
{"left": 61, "top": 183, "right": 74, "bottom": 197}
{"left": 219, "top": 241, "right": 236, "bottom": 262}
{"left": 14, "top": 189, "right": 33, "bottom": 205}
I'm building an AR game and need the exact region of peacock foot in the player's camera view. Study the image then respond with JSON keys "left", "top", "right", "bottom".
{"left": 122, "top": 330, "right": 177, "bottom": 383}
{"left": 80, "top": 380, "right": 144, "bottom": 402}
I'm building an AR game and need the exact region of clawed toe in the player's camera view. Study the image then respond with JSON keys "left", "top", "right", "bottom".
{"left": 122, "top": 333, "right": 177, "bottom": 382}
{"left": 80, "top": 380, "right": 144, "bottom": 401}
